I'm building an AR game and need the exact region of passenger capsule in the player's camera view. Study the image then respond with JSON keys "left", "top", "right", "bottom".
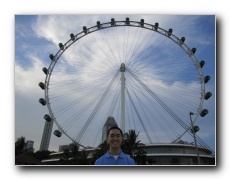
{"left": 97, "top": 21, "right": 101, "bottom": 28}
{"left": 140, "top": 19, "right": 144, "bottom": 27}
{"left": 42, "top": 67, "right": 48, "bottom": 75}
{"left": 38, "top": 82, "right": 45, "bottom": 90}
{"left": 168, "top": 28, "right": 173, "bottom": 36}
{"left": 200, "top": 60, "right": 205, "bottom": 68}
{"left": 191, "top": 126, "right": 200, "bottom": 133}
{"left": 39, "top": 98, "right": 46, "bottom": 106}
{"left": 44, "top": 114, "right": 51, "bottom": 122}
{"left": 70, "top": 33, "right": 75, "bottom": 41}
{"left": 180, "top": 37, "right": 185, "bottom": 44}
{"left": 83, "top": 26, "right": 87, "bottom": 33}
{"left": 204, "top": 75, "right": 211, "bottom": 83}
{"left": 200, "top": 109, "right": 208, "bottom": 117}
{"left": 204, "top": 92, "right": 212, "bottom": 100}
{"left": 111, "top": 18, "right": 115, "bottom": 26}
{"left": 59, "top": 43, "right": 64, "bottom": 50}
{"left": 126, "top": 17, "right": 130, "bottom": 25}
{"left": 191, "top": 48, "right": 197, "bottom": 54}
{"left": 49, "top": 54, "right": 55, "bottom": 61}
{"left": 154, "top": 22, "right": 159, "bottom": 30}
{"left": 54, "top": 130, "right": 62, "bottom": 137}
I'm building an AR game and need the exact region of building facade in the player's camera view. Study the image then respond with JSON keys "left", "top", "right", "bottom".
{"left": 135, "top": 143, "right": 215, "bottom": 165}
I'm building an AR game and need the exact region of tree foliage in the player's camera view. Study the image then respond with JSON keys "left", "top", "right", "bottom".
{"left": 122, "top": 129, "right": 141, "bottom": 158}
{"left": 15, "top": 136, "right": 27, "bottom": 155}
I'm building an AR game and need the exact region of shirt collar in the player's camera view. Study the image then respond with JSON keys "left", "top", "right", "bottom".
{"left": 105, "top": 151, "right": 125, "bottom": 159}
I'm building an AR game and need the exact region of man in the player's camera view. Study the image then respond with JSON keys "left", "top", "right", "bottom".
{"left": 95, "top": 126, "right": 135, "bottom": 165}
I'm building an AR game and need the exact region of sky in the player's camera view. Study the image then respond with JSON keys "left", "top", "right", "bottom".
{"left": 1, "top": 0, "right": 230, "bottom": 179}
{"left": 14, "top": 14, "right": 216, "bottom": 153}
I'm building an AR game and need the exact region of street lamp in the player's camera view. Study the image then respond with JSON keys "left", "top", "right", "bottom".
{"left": 189, "top": 112, "right": 201, "bottom": 165}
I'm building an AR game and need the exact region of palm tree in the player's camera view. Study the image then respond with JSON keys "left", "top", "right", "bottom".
{"left": 122, "top": 129, "right": 141, "bottom": 158}
{"left": 134, "top": 150, "right": 147, "bottom": 165}
{"left": 15, "top": 136, "right": 26, "bottom": 155}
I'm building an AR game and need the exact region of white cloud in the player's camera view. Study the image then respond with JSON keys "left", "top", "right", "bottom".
{"left": 15, "top": 14, "right": 215, "bottom": 151}
{"left": 15, "top": 55, "right": 46, "bottom": 96}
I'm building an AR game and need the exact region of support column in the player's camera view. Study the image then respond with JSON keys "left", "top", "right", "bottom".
{"left": 120, "top": 63, "right": 126, "bottom": 133}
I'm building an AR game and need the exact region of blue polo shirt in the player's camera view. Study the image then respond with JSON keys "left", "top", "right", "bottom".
{"left": 95, "top": 151, "right": 135, "bottom": 165}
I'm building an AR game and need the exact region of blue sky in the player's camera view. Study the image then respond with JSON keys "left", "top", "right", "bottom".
{"left": 15, "top": 14, "right": 216, "bottom": 153}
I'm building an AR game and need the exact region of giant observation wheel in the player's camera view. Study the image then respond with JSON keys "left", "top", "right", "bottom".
{"left": 39, "top": 18, "right": 212, "bottom": 149}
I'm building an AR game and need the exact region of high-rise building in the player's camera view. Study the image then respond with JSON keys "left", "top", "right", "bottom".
{"left": 102, "top": 116, "right": 118, "bottom": 143}
{"left": 26, "top": 140, "right": 34, "bottom": 151}
{"left": 39, "top": 120, "right": 54, "bottom": 151}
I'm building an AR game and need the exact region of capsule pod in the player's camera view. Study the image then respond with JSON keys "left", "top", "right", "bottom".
{"left": 44, "top": 114, "right": 51, "bottom": 122}
{"left": 191, "top": 47, "right": 197, "bottom": 54}
{"left": 180, "top": 37, "right": 185, "bottom": 44}
{"left": 168, "top": 28, "right": 173, "bottom": 36}
{"left": 200, "top": 60, "right": 205, "bottom": 68}
{"left": 54, "top": 130, "right": 62, "bottom": 137}
{"left": 204, "top": 92, "right": 212, "bottom": 100}
{"left": 140, "top": 19, "right": 144, "bottom": 27}
{"left": 49, "top": 54, "right": 55, "bottom": 61}
{"left": 111, "top": 18, "right": 115, "bottom": 26}
{"left": 38, "top": 82, "right": 45, "bottom": 90}
{"left": 154, "top": 22, "right": 159, "bottom": 30}
{"left": 83, "top": 26, "right": 87, "bottom": 33}
{"left": 70, "top": 33, "right": 75, "bottom": 41}
{"left": 97, "top": 21, "right": 101, "bottom": 28}
{"left": 191, "top": 125, "right": 200, "bottom": 133}
{"left": 126, "top": 17, "right": 130, "bottom": 25}
{"left": 39, "top": 98, "right": 46, "bottom": 106}
{"left": 200, "top": 109, "right": 208, "bottom": 117}
{"left": 59, "top": 43, "right": 64, "bottom": 50}
{"left": 42, "top": 67, "right": 48, "bottom": 75}
{"left": 204, "top": 75, "right": 211, "bottom": 83}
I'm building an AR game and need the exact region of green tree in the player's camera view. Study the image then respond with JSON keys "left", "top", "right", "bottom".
{"left": 60, "top": 148, "right": 71, "bottom": 165}
{"left": 122, "top": 129, "right": 141, "bottom": 158}
{"left": 63, "top": 149, "right": 71, "bottom": 160}
{"left": 31, "top": 150, "right": 54, "bottom": 161}
{"left": 134, "top": 150, "right": 147, "bottom": 165}
{"left": 69, "top": 143, "right": 79, "bottom": 165}
{"left": 58, "top": 143, "right": 90, "bottom": 165}
{"left": 77, "top": 150, "right": 89, "bottom": 165}
{"left": 15, "top": 136, "right": 36, "bottom": 156}
{"left": 33, "top": 150, "right": 54, "bottom": 161}
{"left": 15, "top": 136, "right": 26, "bottom": 155}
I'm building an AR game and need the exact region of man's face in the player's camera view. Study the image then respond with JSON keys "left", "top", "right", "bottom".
{"left": 108, "top": 129, "right": 122, "bottom": 149}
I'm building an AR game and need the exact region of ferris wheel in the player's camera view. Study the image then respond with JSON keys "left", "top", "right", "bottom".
{"left": 38, "top": 18, "right": 212, "bottom": 149}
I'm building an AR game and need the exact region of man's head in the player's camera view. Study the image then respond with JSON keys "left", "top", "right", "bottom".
{"left": 107, "top": 126, "right": 123, "bottom": 149}
{"left": 107, "top": 126, "right": 123, "bottom": 137}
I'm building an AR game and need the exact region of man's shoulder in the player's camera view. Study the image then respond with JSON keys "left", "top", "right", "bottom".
{"left": 121, "top": 152, "right": 135, "bottom": 164}
{"left": 125, "top": 155, "right": 135, "bottom": 161}
{"left": 95, "top": 153, "right": 108, "bottom": 165}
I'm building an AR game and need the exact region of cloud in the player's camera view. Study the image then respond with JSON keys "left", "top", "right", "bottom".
{"left": 15, "top": 55, "right": 46, "bottom": 96}
{"left": 15, "top": 15, "right": 215, "bottom": 151}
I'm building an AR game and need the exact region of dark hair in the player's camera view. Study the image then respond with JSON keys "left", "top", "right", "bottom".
{"left": 107, "top": 126, "right": 123, "bottom": 137}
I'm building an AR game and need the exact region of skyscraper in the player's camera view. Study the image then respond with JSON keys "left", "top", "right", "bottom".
{"left": 39, "top": 120, "right": 54, "bottom": 151}
{"left": 102, "top": 116, "right": 118, "bottom": 143}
